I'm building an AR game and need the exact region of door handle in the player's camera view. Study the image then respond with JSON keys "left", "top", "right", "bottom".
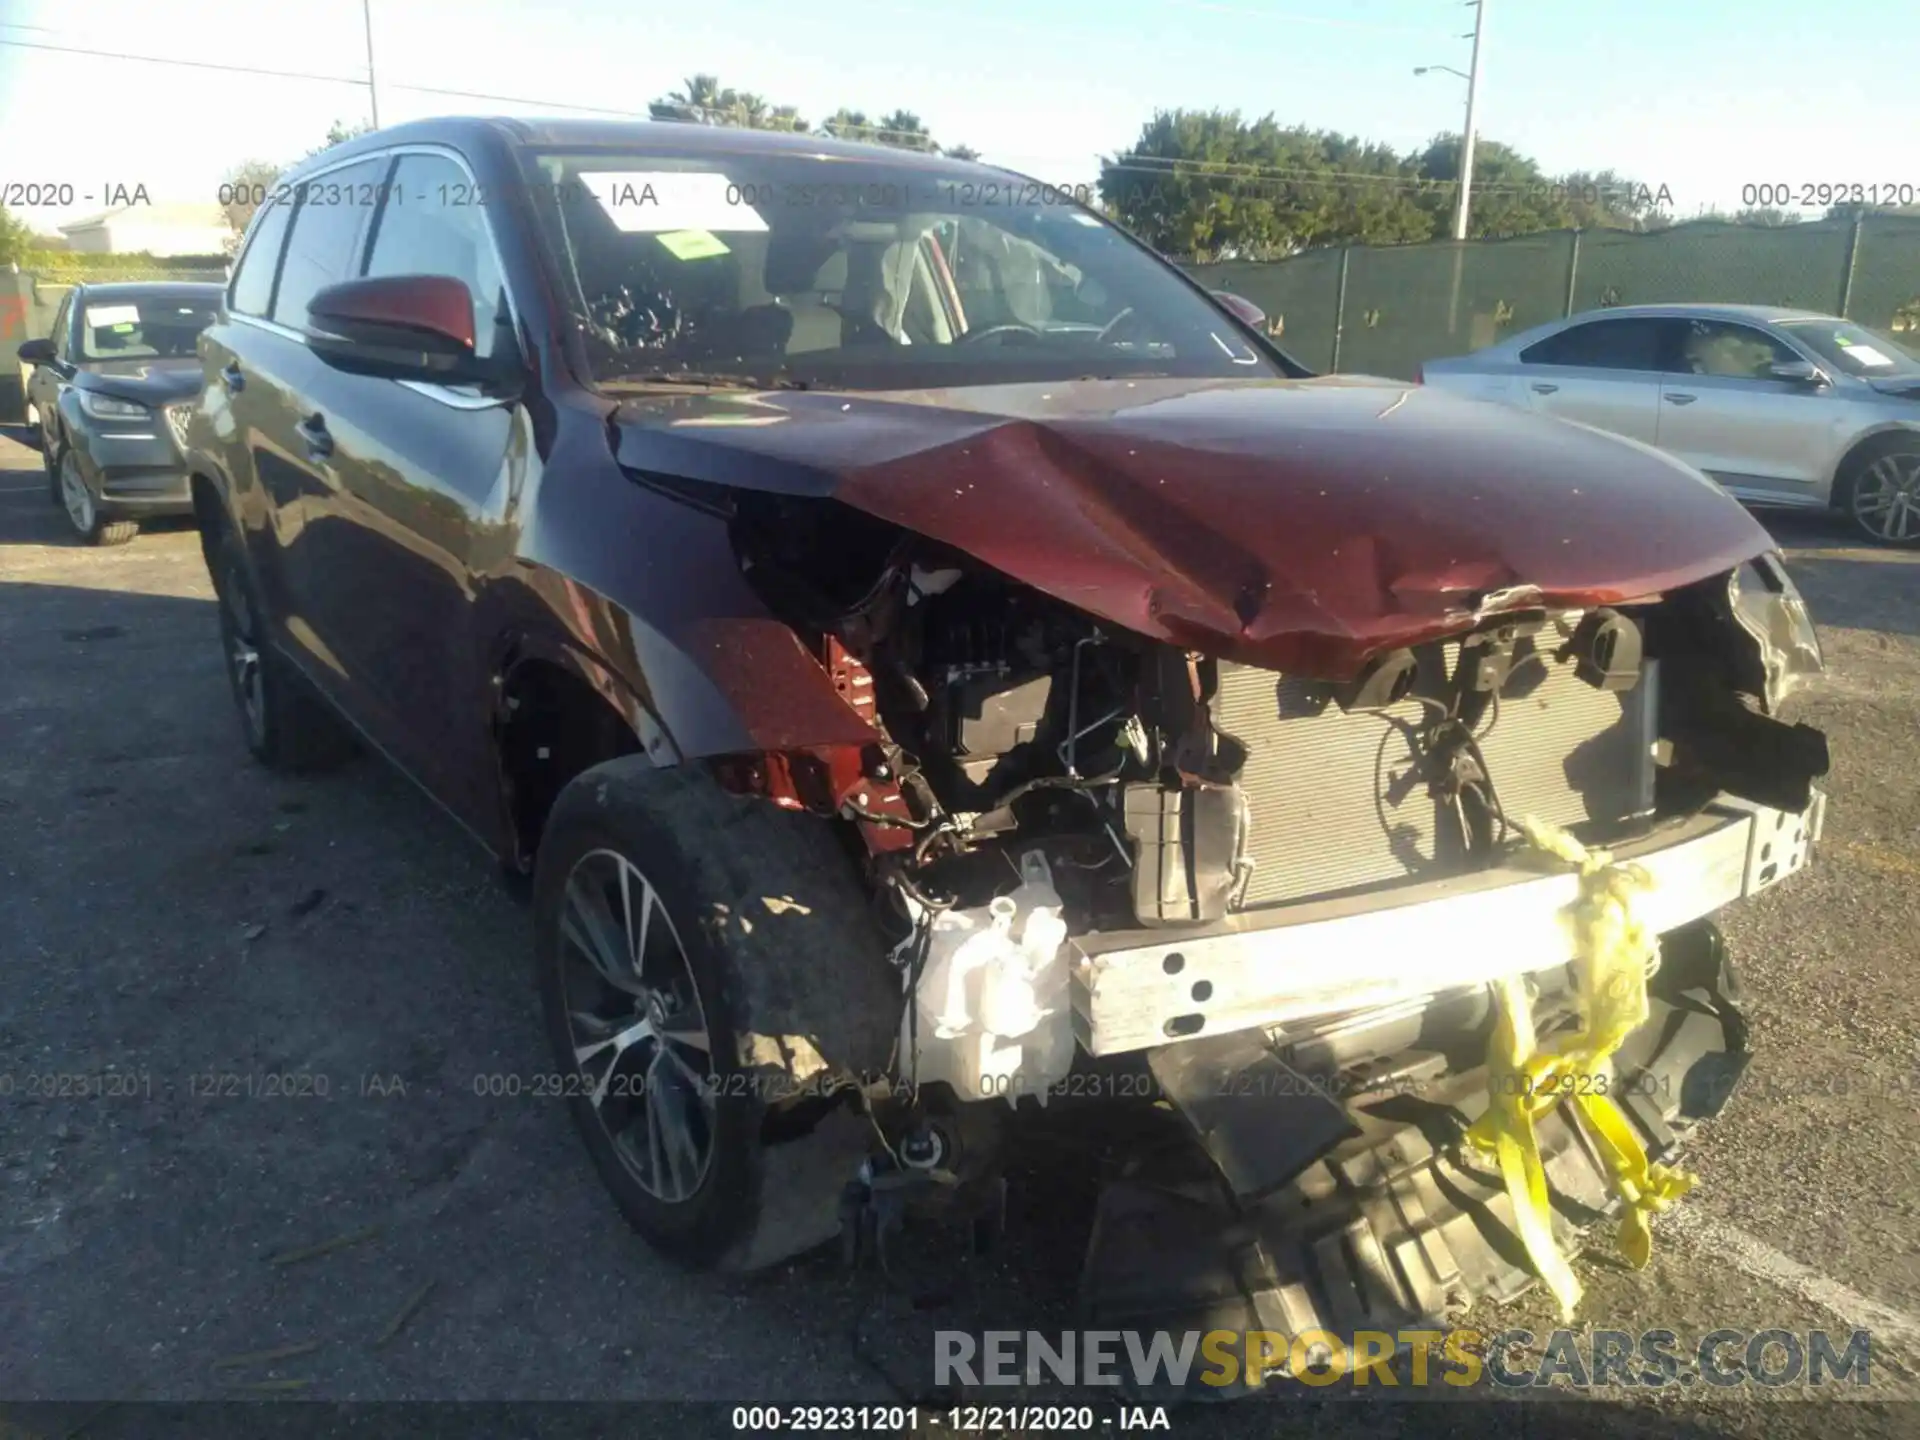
{"left": 220, "top": 362, "right": 245, "bottom": 394}
{"left": 1664, "top": 392, "right": 1697, "bottom": 406}
{"left": 1530, "top": 382, "right": 1559, "bottom": 394}
{"left": 295, "top": 414, "right": 334, "bottom": 461}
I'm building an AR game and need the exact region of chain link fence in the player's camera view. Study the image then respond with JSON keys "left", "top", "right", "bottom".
{"left": 1189, "top": 215, "right": 1920, "bottom": 379}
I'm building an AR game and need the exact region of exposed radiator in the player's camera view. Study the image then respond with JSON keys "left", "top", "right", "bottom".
{"left": 1214, "top": 640, "right": 1657, "bottom": 911}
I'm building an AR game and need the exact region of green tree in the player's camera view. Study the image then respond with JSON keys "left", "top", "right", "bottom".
{"left": 1098, "top": 110, "right": 1435, "bottom": 259}
{"left": 220, "top": 158, "right": 283, "bottom": 241}
{"left": 652, "top": 73, "right": 726, "bottom": 123}
{"left": 304, "top": 119, "right": 373, "bottom": 158}
{"left": 766, "top": 105, "right": 809, "bottom": 134}
{"left": 650, "top": 78, "right": 809, "bottom": 132}
{"left": 1411, "top": 134, "right": 1576, "bottom": 238}
{"left": 0, "top": 205, "right": 32, "bottom": 268}
{"left": 875, "top": 110, "right": 934, "bottom": 151}
{"left": 1556, "top": 169, "right": 1670, "bottom": 231}
{"left": 943, "top": 143, "right": 981, "bottom": 161}
{"left": 822, "top": 108, "right": 876, "bottom": 142}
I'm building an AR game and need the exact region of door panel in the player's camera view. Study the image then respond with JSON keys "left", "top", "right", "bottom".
{"left": 286, "top": 362, "right": 518, "bottom": 813}
{"left": 31, "top": 293, "right": 74, "bottom": 446}
{"left": 1655, "top": 377, "right": 1845, "bottom": 501}
{"left": 286, "top": 151, "right": 523, "bottom": 821}
{"left": 1524, "top": 368, "right": 1663, "bottom": 443}
{"left": 1514, "top": 316, "right": 1678, "bottom": 446}
{"left": 238, "top": 163, "right": 390, "bottom": 728}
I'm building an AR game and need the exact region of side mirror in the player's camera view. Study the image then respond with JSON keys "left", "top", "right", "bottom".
{"left": 1767, "top": 358, "right": 1827, "bottom": 386}
{"left": 306, "top": 275, "right": 483, "bottom": 382}
{"left": 17, "top": 338, "right": 55, "bottom": 365}
{"left": 1210, "top": 290, "right": 1267, "bottom": 331}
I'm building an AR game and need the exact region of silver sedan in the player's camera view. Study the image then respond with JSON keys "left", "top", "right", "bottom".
{"left": 1420, "top": 303, "right": 1920, "bottom": 545}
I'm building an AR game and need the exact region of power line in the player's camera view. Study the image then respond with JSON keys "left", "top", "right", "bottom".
{"left": 0, "top": 38, "right": 367, "bottom": 87}
{"left": 0, "top": 38, "right": 952, "bottom": 146}
{"left": 1101, "top": 154, "right": 1634, "bottom": 200}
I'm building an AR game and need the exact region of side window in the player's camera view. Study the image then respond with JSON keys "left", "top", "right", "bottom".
{"left": 230, "top": 198, "right": 293, "bottom": 318}
{"left": 1521, "top": 318, "right": 1672, "bottom": 372}
{"left": 49, "top": 292, "right": 73, "bottom": 360}
{"left": 1678, "top": 320, "right": 1798, "bottom": 379}
{"left": 363, "top": 154, "right": 509, "bottom": 361}
{"left": 271, "top": 160, "right": 385, "bottom": 331}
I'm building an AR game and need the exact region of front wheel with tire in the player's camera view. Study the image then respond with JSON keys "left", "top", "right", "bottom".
{"left": 212, "top": 529, "right": 356, "bottom": 771}
{"left": 534, "top": 760, "right": 900, "bottom": 1271}
{"left": 1839, "top": 437, "right": 1920, "bottom": 547}
{"left": 56, "top": 447, "right": 138, "bottom": 546}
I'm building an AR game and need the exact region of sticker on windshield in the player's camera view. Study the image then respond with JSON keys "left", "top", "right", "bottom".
{"left": 84, "top": 305, "right": 139, "bottom": 329}
{"left": 1844, "top": 344, "right": 1895, "bottom": 367}
{"left": 579, "top": 172, "right": 768, "bottom": 234}
{"left": 655, "top": 229, "right": 731, "bottom": 261}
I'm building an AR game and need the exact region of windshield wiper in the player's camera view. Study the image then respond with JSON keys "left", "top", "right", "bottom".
{"left": 601, "top": 369, "right": 810, "bottom": 391}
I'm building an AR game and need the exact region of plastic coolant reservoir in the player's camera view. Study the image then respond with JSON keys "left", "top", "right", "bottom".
{"left": 903, "top": 851, "right": 1075, "bottom": 1106}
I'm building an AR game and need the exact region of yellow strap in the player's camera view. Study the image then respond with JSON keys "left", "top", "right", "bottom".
{"left": 1463, "top": 816, "right": 1694, "bottom": 1321}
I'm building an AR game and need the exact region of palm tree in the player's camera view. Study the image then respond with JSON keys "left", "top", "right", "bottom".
{"left": 720, "top": 90, "right": 769, "bottom": 129}
{"left": 942, "top": 143, "right": 981, "bottom": 162}
{"left": 664, "top": 73, "right": 725, "bottom": 123}
{"left": 877, "top": 110, "right": 932, "bottom": 151}
{"left": 767, "top": 105, "right": 808, "bottom": 134}
{"left": 823, "top": 109, "right": 876, "bottom": 143}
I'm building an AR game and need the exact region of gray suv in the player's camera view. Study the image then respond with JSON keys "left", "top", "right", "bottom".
{"left": 20, "top": 281, "right": 222, "bottom": 546}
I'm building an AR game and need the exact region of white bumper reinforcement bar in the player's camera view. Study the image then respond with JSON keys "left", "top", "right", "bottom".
{"left": 1069, "top": 792, "right": 1824, "bottom": 1058}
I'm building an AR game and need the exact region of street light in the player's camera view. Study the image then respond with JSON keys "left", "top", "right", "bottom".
{"left": 1454, "top": 1, "right": 1487, "bottom": 242}
{"left": 362, "top": 0, "right": 380, "bottom": 127}
{"left": 1413, "top": 65, "right": 1470, "bottom": 81}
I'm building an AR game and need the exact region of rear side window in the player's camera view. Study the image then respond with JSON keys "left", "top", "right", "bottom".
{"left": 271, "top": 160, "right": 386, "bottom": 330}
{"left": 1521, "top": 317, "right": 1673, "bottom": 372}
{"left": 230, "top": 199, "right": 293, "bottom": 317}
{"left": 363, "top": 153, "right": 510, "bottom": 360}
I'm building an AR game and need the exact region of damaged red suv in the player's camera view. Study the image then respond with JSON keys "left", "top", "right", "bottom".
{"left": 180, "top": 118, "right": 1830, "bottom": 1371}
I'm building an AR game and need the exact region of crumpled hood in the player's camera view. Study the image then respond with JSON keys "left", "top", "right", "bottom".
{"left": 611, "top": 374, "right": 1775, "bottom": 679}
{"left": 75, "top": 357, "right": 203, "bottom": 406}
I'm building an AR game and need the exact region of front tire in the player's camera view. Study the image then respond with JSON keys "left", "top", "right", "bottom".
{"left": 1839, "top": 437, "right": 1920, "bottom": 547}
{"left": 56, "top": 446, "right": 137, "bottom": 546}
{"left": 211, "top": 528, "right": 356, "bottom": 771}
{"left": 533, "top": 760, "right": 899, "bottom": 1271}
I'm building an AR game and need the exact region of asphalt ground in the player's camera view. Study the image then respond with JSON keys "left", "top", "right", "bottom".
{"left": 1, "top": 423, "right": 1917, "bottom": 1438}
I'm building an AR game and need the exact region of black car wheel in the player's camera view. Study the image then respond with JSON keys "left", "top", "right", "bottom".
{"left": 533, "top": 760, "right": 899, "bottom": 1271}
{"left": 55, "top": 446, "right": 138, "bottom": 547}
{"left": 212, "top": 528, "right": 357, "bottom": 771}
{"left": 1840, "top": 437, "right": 1920, "bottom": 548}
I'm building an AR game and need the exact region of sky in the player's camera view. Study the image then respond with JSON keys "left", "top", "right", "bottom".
{"left": 1, "top": 0, "right": 1913, "bottom": 235}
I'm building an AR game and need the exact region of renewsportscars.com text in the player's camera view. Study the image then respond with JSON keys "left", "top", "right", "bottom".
{"left": 935, "top": 1327, "right": 1875, "bottom": 1390}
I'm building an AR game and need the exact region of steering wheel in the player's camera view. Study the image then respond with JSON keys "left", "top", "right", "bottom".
{"left": 1095, "top": 307, "right": 1138, "bottom": 345}
{"left": 959, "top": 322, "right": 1043, "bottom": 345}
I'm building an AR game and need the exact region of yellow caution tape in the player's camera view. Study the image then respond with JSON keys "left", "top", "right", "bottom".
{"left": 1464, "top": 816, "right": 1697, "bottom": 1321}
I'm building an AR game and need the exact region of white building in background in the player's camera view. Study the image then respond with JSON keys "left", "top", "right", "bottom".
{"left": 57, "top": 203, "right": 230, "bottom": 257}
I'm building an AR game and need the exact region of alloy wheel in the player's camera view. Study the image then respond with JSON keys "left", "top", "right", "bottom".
{"left": 557, "top": 849, "right": 715, "bottom": 1203}
{"left": 1852, "top": 451, "right": 1920, "bottom": 543}
{"left": 59, "top": 453, "right": 94, "bottom": 535}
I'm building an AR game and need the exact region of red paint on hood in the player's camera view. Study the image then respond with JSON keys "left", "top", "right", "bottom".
{"left": 621, "top": 376, "right": 1777, "bottom": 680}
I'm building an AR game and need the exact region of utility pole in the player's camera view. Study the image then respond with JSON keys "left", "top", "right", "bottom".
{"left": 362, "top": 0, "right": 381, "bottom": 128}
{"left": 1453, "top": 0, "right": 1487, "bottom": 240}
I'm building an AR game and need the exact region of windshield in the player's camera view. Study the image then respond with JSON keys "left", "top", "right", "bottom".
{"left": 78, "top": 294, "right": 217, "bottom": 362}
{"left": 1776, "top": 319, "right": 1920, "bottom": 379}
{"left": 518, "top": 148, "right": 1293, "bottom": 390}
